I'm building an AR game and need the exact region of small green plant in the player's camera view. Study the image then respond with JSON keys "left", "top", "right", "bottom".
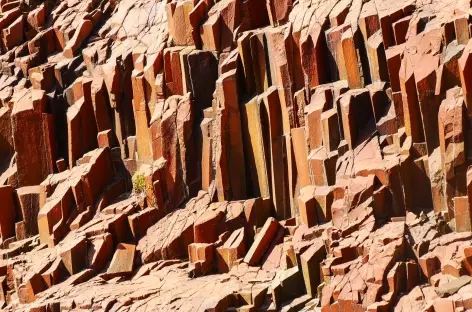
{"left": 133, "top": 173, "right": 146, "bottom": 194}
{"left": 132, "top": 173, "right": 158, "bottom": 207}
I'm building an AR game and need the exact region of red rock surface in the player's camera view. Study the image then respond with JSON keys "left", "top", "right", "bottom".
{"left": 1, "top": 0, "right": 472, "bottom": 311}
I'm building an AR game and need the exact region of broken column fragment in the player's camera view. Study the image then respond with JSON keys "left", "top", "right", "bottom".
{"left": 339, "top": 89, "right": 375, "bottom": 150}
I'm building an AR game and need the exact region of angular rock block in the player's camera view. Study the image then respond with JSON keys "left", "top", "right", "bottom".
{"left": 271, "top": 266, "right": 305, "bottom": 309}
{"left": 167, "top": 0, "right": 195, "bottom": 46}
{"left": 339, "top": 89, "right": 375, "bottom": 150}
{"left": 106, "top": 243, "right": 136, "bottom": 277}
{"left": 0, "top": 185, "right": 15, "bottom": 243}
{"left": 291, "top": 127, "right": 311, "bottom": 188}
{"left": 41, "top": 258, "right": 68, "bottom": 288}
{"left": 244, "top": 217, "right": 280, "bottom": 266}
{"left": 321, "top": 108, "right": 341, "bottom": 153}
{"left": 216, "top": 228, "right": 246, "bottom": 273}
{"left": 438, "top": 87, "right": 466, "bottom": 181}
{"left": 11, "top": 90, "right": 55, "bottom": 187}
{"left": 215, "top": 69, "right": 247, "bottom": 201}
{"left": 15, "top": 186, "right": 41, "bottom": 237}
{"left": 308, "top": 147, "right": 337, "bottom": 187}
{"left": 193, "top": 208, "right": 224, "bottom": 244}
{"left": 300, "top": 240, "right": 327, "bottom": 297}
{"left": 63, "top": 19, "right": 93, "bottom": 58}
{"left": 88, "top": 233, "right": 114, "bottom": 271}
{"left": 59, "top": 236, "right": 88, "bottom": 275}
{"left": 298, "top": 186, "right": 318, "bottom": 227}
{"left": 128, "top": 207, "right": 161, "bottom": 239}
{"left": 260, "top": 87, "right": 290, "bottom": 219}
{"left": 241, "top": 97, "right": 271, "bottom": 199}
{"left": 38, "top": 184, "right": 73, "bottom": 245}
{"left": 188, "top": 242, "right": 215, "bottom": 276}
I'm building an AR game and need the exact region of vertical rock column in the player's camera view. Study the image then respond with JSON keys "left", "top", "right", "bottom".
{"left": 12, "top": 89, "right": 56, "bottom": 187}
{"left": 215, "top": 69, "right": 247, "bottom": 201}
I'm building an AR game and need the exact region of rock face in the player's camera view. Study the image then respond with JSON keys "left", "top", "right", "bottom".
{"left": 2, "top": 0, "right": 472, "bottom": 311}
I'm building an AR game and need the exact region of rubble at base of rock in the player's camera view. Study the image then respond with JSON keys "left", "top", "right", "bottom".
{"left": 3, "top": 0, "right": 472, "bottom": 311}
